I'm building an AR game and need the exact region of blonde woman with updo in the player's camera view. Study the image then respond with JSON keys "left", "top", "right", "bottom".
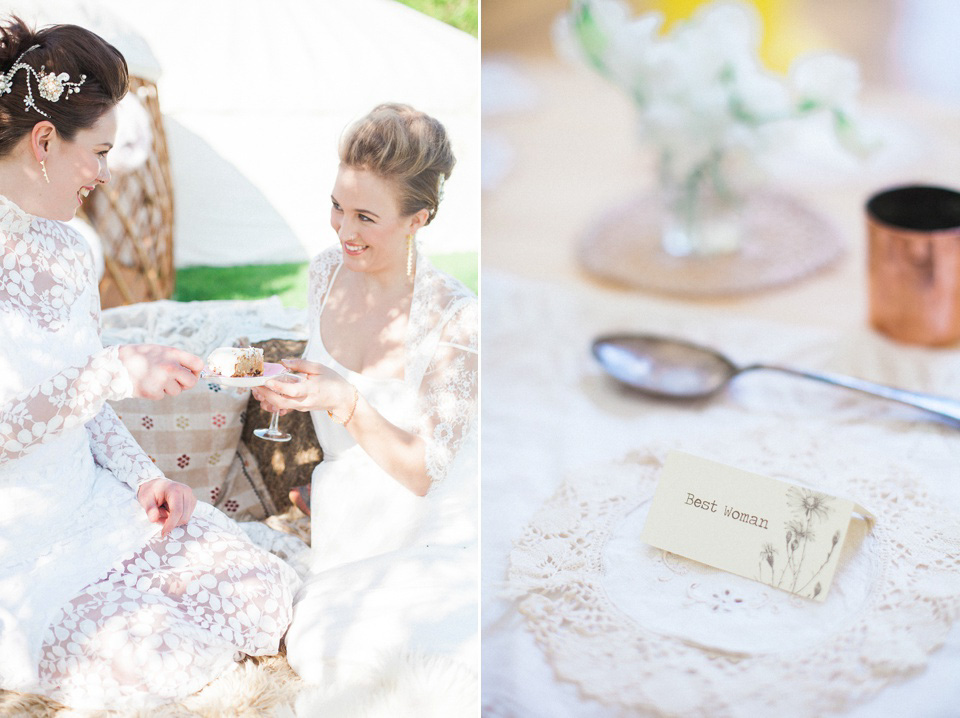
{"left": 251, "top": 104, "right": 478, "bottom": 686}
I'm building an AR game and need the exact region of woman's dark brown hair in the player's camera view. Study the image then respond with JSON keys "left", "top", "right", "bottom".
{"left": 0, "top": 17, "right": 128, "bottom": 157}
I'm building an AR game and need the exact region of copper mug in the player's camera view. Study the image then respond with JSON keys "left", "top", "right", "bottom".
{"left": 867, "top": 185, "right": 960, "bottom": 346}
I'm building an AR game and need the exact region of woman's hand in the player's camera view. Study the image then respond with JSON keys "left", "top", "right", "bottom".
{"left": 262, "top": 359, "right": 430, "bottom": 495}
{"left": 118, "top": 344, "right": 204, "bottom": 400}
{"left": 251, "top": 358, "right": 355, "bottom": 416}
{"left": 250, "top": 379, "right": 293, "bottom": 417}
{"left": 136, "top": 477, "right": 197, "bottom": 537}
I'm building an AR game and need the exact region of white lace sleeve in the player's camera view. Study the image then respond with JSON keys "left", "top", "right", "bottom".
{"left": 417, "top": 298, "right": 478, "bottom": 488}
{"left": 85, "top": 402, "right": 164, "bottom": 491}
{"left": 77, "top": 249, "right": 160, "bottom": 491}
{"left": 307, "top": 248, "right": 340, "bottom": 319}
{"left": 0, "top": 346, "right": 134, "bottom": 464}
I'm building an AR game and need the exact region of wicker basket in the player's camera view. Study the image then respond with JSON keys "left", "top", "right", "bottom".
{"left": 81, "top": 76, "right": 175, "bottom": 309}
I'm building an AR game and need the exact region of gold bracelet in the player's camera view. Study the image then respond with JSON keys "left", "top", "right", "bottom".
{"left": 328, "top": 385, "right": 359, "bottom": 426}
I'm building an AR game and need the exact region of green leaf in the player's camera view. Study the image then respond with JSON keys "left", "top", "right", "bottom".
{"left": 573, "top": 2, "right": 611, "bottom": 78}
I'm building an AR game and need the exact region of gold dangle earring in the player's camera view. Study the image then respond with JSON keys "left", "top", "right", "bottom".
{"left": 40, "top": 160, "right": 49, "bottom": 184}
{"left": 406, "top": 234, "right": 414, "bottom": 277}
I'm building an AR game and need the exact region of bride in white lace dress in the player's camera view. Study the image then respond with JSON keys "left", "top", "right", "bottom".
{"left": 251, "top": 104, "right": 478, "bottom": 684}
{"left": 0, "top": 20, "right": 299, "bottom": 708}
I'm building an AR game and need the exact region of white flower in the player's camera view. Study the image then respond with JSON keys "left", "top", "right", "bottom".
{"left": 552, "top": 15, "right": 583, "bottom": 67}
{"left": 37, "top": 71, "right": 71, "bottom": 102}
{"left": 605, "top": 18, "right": 663, "bottom": 91}
{"left": 790, "top": 53, "right": 860, "bottom": 110}
{"left": 700, "top": 2, "right": 760, "bottom": 51}
{"left": 555, "top": 0, "right": 868, "bottom": 186}
{"left": 580, "top": 0, "right": 633, "bottom": 36}
{"left": 554, "top": 0, "right": 663, "bottom": 93}
{"left": 731, "top": 70, "right": 792, "bottom": 121}
{"left": 673, "top": 2, "right": 759, "bottom": 78}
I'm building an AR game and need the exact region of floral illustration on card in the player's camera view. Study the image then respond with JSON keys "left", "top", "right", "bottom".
{"left": 756, "top": 487, "right": 840, "bottom": 599}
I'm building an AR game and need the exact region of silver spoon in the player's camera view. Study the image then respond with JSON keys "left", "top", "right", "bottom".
{"left": 592, "top": 333, "right": 960, "bottom": 423}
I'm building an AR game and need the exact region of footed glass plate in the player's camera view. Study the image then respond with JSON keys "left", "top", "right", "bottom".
{"left": 201, "top": 361, "right": 287, "bottom": 388}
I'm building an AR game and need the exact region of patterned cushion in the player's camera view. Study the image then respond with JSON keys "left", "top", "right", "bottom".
{"left": 240, "top": 339, "right": 323, "bottom": 510}
{"left": 220, "top": 439, "right": 277, "bottom": 518}
{"left": 110, "top": 377, "right": 275, "bottom": 520}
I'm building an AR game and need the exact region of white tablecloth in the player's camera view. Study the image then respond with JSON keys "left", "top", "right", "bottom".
{"left": 481, "top": 270, "right": 960, "bottom": 717}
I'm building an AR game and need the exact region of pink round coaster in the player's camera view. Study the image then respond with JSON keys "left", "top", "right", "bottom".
{"left": 577, "top": 191, "right": 844, "bottom": 296}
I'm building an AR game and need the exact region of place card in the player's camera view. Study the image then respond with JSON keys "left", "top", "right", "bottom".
{"left": 641, "top": 451, "right": 872, "bottom": 602}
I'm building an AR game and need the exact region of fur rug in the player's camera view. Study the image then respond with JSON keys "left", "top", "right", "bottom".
{"left": 295, "top": 652, "right": 479, "bottom": 718}
{"left": 0, "top": 509, "right": 477, "bottom": 717}
{"left": 0, "top": 650, "right": 477, "bottom": 718}
{"left": 0, "top": 651, "right": 301, "bottom": 718}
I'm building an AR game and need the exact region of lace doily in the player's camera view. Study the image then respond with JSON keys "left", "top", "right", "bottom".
{"left": 577, "top": 191, "right": 843, "bottom": 296}
{"left": 507, "top": 449, "right": 960, "bottom": 718}
{"left": 100, "top": 297, "right": 308, "bottom": 356}
{"left": 483, "top": 271, "right": 960, "bottom": 717}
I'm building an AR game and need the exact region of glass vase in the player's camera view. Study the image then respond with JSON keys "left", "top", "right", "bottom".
{"left": 576, "top": 145, "right": 845, "bottom": 295}
{"left": 659, "top": 151, "right": 745, "bottom": 258}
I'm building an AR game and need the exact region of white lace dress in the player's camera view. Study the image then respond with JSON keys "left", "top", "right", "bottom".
{"left": 0, "top": 195, "right": 300, "bottom": 709}
{"left": 284, "top": 247, "right": 479, "bottom": 681}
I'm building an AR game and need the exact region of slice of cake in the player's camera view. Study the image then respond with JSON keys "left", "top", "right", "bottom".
{"left": 207, "top": 346, "right": 263, "bottom": 377}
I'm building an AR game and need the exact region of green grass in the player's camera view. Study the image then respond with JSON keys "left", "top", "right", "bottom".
{"left": 174, "top": 262, "right": 310, "bottom": 307}
{"left": 394, "top": 0, "right": 478, "bottom": 36}
{"left": 173, "top": 252, "right": 477, "bottom": 308}
{"left": 430, "top": 251, "right": 477, "bottom": 295}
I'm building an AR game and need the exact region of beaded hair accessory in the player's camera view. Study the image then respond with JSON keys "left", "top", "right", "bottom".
{"left": 429, "top": 173, "right": 446, "bottom": 220}
{"left": 0, "top": 44, "right": 86, "bottom": 118}
{"left": 437, "top": 173, "right": 446, "bottom": 204}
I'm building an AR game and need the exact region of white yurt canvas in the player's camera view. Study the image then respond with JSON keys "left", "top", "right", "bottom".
{"left": 7, "top": 0, "right": 479, "bottom": 268}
